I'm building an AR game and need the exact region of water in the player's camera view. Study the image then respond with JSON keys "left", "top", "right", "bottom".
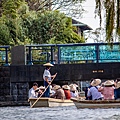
{"left": 0, "top": 106, "right": 120, "bottom": 120}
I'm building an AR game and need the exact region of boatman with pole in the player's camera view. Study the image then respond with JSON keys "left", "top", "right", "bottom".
{"left": 43, "top": 63, "right": 57, "bottom": 97}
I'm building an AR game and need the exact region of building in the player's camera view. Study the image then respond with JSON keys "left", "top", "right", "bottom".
{"left": 72, "top": 19, "right": 92, "bottom": 36}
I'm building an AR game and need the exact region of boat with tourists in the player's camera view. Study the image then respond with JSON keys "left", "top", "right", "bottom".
{"left": 71, "top": 98, "right": 120, "bottom": 109}
{"left": 29, "top": 97, "right": 74, "bottom": 108}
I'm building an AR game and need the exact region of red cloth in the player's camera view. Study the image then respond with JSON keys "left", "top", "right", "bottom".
{"left": 64, "top": 90, "right": 71, "bottom": 99}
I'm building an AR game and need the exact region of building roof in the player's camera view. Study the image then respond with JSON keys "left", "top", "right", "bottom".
{"left": 72, "top": 19, "right": 92, "bottom": 31}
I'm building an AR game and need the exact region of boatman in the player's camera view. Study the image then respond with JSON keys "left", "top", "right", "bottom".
{"left": 43, "top": 63, "right": 57, "bottom": 97}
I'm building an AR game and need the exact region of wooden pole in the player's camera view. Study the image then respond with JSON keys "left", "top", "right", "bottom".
{"left": 30, "top": 73, "right": 57, "bottom": 108}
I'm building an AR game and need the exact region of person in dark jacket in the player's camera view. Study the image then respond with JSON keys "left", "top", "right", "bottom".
{"left": 114, "top": 81, "right": 120, "bottom": 100}
{"left": 85, "top": 78, "right": 94, "bottom": 100}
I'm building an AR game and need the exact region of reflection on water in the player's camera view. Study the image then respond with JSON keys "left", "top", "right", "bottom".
{"left": 0, "top": 106, "right": 120, "bottom": 120}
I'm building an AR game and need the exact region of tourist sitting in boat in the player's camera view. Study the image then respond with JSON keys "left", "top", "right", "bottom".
{"left": 50, "top": 84, "right": 56, "bottom": 97}
{"left": 37, "top": 86, "right": 45, "bottom": 97}
{"left": 69, "top": 84, "right": 79, "bottom": 98}
{"left": 50, "top": 85, "right": 65, "bottom": 99}
{"left": 28, "top": 82, "right": 39, "bottom": 98}
{"left": 87, "top": 79, "right": 103, "bottom": 100}
{"left": 98, "top": 80, "right": 115, "bottom": 100}
{"left": 62, "top": 85, "right": 71, "bottom": 99}
{"left": 114, "top": 81, "right": 120, "bottom": 100}
{"left": 114, "top": 78, "right": 120, "bottom": 88}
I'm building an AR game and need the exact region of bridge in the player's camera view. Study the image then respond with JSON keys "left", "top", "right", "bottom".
{"left": 0, "top": 43, "right": 120, "bottom": 106}
{"left": 0, "top": 43, "right": 120, "bottom": 81}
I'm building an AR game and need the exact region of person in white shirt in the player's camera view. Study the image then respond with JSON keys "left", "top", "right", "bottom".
{"left": 69, "top": 84, "right": 79, "bottom": 98}
{"left": 43, "top": 63, "right": 57, "bottom": 97}
{"left": 28, "top": 82, "right": 38, "bottom": 98}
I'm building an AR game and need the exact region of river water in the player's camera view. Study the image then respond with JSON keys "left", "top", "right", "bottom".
{"left": 0, "top": 106, "right": 120, "bottom": 120}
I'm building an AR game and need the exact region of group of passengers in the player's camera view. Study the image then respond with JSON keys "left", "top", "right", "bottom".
{"left": 86, "top": 78, "right": 120, "bottom": 100}
{"left": 28, "top": 62, "right": 79, "bottom": 100}
{"left": 29, "top": 62, "right": 120, "bottom": 101}
{"left": 28, "top": 82, "right": 79, "bottom": 100}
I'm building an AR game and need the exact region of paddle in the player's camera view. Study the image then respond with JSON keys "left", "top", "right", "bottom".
{"left": 30, "top": 73, "right": 57, "bottom": 108}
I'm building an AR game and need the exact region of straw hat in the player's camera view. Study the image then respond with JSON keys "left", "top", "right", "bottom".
{"left": 43, "top": 63, "right": 54, "bottom": 67}
{"left": 62, "top": 85, "right": 70, "bottom": 90}
{"left": 52, "top": 85, "right": 61, "bottom": 90}
{"left": 104, "top": 80, "right": 114, "bottom": 86}
{"left": 91, "top": 79, "right": 101, "bottom": 86}
{"left": 69, "top": 84, "right": 76, "bottom": 91}
{"left": 73, "top": 84, "right": 78, "bottom": 88}
{"left": 39, "top": 86, "right": 45, "bottom": 89}
{"left": 116, "top": 81, "right": 120, "bottom": 89}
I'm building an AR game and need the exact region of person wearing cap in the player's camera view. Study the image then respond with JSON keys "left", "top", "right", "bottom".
{"left": 114, "top": 81, "right": 120, "bottom": 100}
{"left": 43, "top": 63, "right": 57, "bottom": 97}
{"left": 62, "top": 85, "right": 71, "bottom": 99}
{"left": 50, "top": 85, "right": 65, "bottom": 99}
{"left": 28, "top": 82, "right": 39, "bottom": 99}
{"left": 98, "top": 80, "right": 115, "bottom": 100}
{"left": 87, "top": 79, "right": 103, "bottom": 100}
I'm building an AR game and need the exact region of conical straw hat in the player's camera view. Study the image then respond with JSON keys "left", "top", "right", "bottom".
{"left": 62, "top": 85, "right": 70, "bottom": 90}
{"left": 69, "top": 84, "right": 76, "bottom": 91}
{"left": 43, "top": 63, "right": 54, "bottom": 67}
{"left": 52, "top": 85, "right": 61, "bottom": 90}
{"left": 104, "top": 80, "right": 114, "bottom": 86}
{"left": 91, "top": 79, "right": 101, "bottom": 86}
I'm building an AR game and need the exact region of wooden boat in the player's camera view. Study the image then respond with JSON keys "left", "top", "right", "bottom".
{"left": 29, "top": 97, "right": 74, "bottom": 108}
{"left": 71, "top": 98, "right": 120, "bottom": 109}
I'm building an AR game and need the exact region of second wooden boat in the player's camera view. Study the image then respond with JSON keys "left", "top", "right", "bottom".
{"left": 71, "top": 98, "right": 120, "bottom": 109}
{"left": 29, "top": 97, "right": 74, "bottom": 108}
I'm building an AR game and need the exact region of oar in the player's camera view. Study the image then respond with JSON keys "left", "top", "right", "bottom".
{"left": 30, "top": 73, "right": 57, "bottom": 108}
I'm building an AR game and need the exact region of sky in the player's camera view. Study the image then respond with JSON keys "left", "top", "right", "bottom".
{"left": 80, "top": 0, "right": 100, "bottom": 30}
{"left": 79, "top": 0, "right": 100, "bottom": 43}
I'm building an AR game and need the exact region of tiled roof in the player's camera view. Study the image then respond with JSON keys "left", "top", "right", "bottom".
{"left": 72, "top": 19, "right": 92, "bottom": 31}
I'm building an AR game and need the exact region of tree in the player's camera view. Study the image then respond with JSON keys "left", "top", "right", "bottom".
{"left": 0, "top": 0, "right": 86, "bottom": 18}
{"left": 84, "top": 27, "right": 106, "bottom": 43}
{"left": 0, "top": 0, "right": 84, "bottom": 45}
{"left": 26, "top": 11, "right": 84, "bottom": 44}
{"left": 0, "top": 0, "right": 33, "bottom": 45}
{"left": 25, "top": 0, "right": 86, "bottom": 18}
{"left": 95, "top": 0, "right": 120, "bottom": 42}
{"left": 0, "top": 19, "right": 12, "bottom": 45}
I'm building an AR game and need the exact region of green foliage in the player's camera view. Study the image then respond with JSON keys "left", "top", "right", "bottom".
{"left": 27, "top": 11, "right": 84, "bottom": 44}
{"left": 0, "top": 20, "right": 12, "bottom": 45}
{"left": 2, "top": 0, "right": 26, "bottom": 19}
{"left": 0, "top": 0, "right": 85, "bottom": 46}
{"left": 95, "top": 0, "right": 120, "bottom": 42}
{"left": 0, "top": 0, "right": 32, "bottom": 45}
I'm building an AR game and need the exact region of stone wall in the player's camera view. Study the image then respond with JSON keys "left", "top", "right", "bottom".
{"left": 0, "top": 62, "right": 120, "bottom": 106}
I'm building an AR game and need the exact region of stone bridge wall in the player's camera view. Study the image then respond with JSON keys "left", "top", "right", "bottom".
{"left": 0, "top": 63, "right": 120, "bottom": 106}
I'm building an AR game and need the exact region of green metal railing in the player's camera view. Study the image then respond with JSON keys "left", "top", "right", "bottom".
{"left": 26, "top": 43, "right": 120, "bottom": 64}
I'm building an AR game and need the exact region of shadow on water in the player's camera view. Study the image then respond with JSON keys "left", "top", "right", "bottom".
{"left": 0, "top": 106, "right": 120, "bottom": 120}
